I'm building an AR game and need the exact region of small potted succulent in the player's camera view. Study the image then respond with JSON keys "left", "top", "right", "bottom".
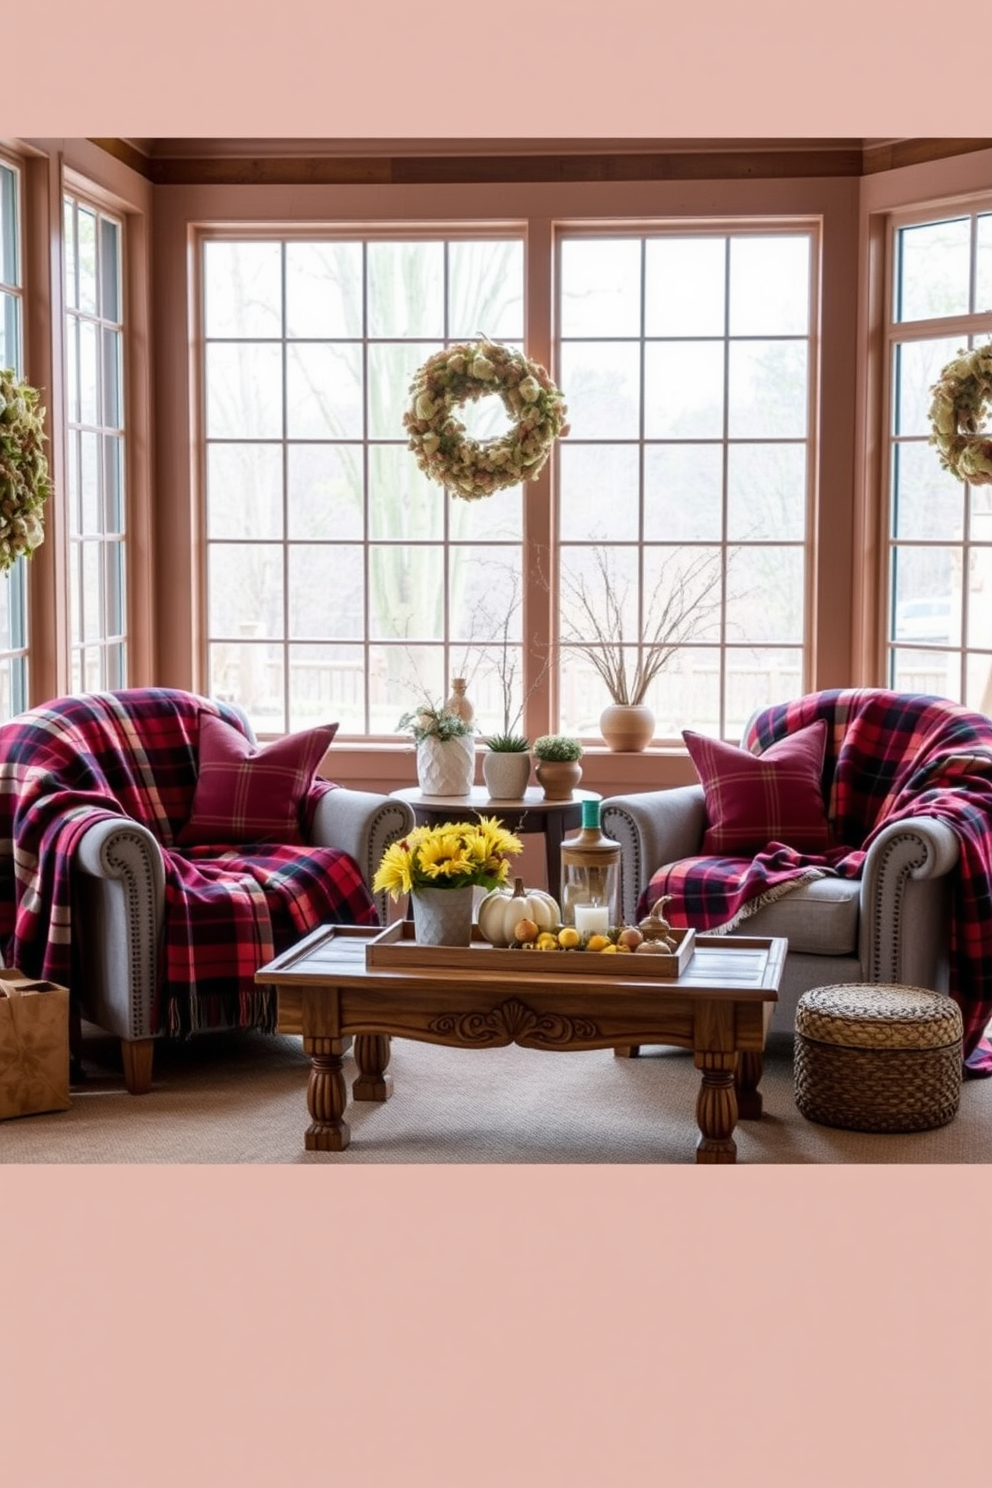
{"left": 480, "top": 730, "right": 531, "bottom": 801}
{"left": 532, "top": 734, "right": 584, "bottom": 800}
{"left": 398, "top": 699, "right": 477, "bottom": 797}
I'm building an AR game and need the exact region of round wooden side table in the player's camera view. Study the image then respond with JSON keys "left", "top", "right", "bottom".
{"left": 388, "top": 785, "right": 602, "bottom": 898}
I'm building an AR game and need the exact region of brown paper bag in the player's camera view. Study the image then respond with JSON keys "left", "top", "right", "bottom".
{"left": 0, "top": 970, "right": 71, "bottom": 1120}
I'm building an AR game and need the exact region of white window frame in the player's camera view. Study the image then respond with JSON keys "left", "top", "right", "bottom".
{"left": 63, "top": 186, "right": 128, "bottom": 693}
{"left": 0, "top": 151, "right": 30, "bottom": 717}
{"left": 881, "top": 195, "right": 992, "bottom": 707}
{"left": 195, "top": 225, "right": 531, "bottom": 739}
{"left": 553, "top": 218, "right": 820, "bottom": 741}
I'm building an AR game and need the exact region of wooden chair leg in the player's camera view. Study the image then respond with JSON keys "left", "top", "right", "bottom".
{"left": 121, "top": 1038, "right": 155, "bottom": 1094}
{"left": 69, "top": 998, "right": 87, "bottom": 1084}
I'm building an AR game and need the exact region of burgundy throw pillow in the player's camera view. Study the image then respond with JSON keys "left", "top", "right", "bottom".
{"left": 177, "top": 711, "right": 338, "bottom": 847}
{"left": 683, "top": 718, "right": 831, "bottom": 856}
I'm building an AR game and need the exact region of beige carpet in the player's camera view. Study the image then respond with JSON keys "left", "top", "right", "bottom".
{"left": 3, "top": 1021, "right": 991, "bottom": 1163}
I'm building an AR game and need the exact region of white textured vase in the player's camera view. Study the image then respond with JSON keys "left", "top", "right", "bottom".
{"left": 416, "top": 733, "right": 476, "bottom": 796}
{"left": 411, "top": 886, "right": 475, "bottom": 946}
{"left": 482, "top": 749, "right": 531, "bottom": 801}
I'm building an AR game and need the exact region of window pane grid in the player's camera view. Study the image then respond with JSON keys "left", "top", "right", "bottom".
{"left": 557, "top": 229, "right": 813, "bottom": 741}
{"left": 201, "top": 226, "right": 814, "bottom": 744}
{"left": 203, "top": 235, "right": 527, "bottom": 737}
{"left": 64, "top": 191, "right": 127, "bottom": 693}
{"left": 887, "top": 204, "right": 992, "bottom": 709}
{"left": 0, "top": 155, "right": 29, "bottom": 710}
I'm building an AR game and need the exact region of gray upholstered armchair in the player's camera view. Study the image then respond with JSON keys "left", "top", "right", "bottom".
{"left": 601, "top": 690, "right": 970, "bottom": 1033}
{"left": 0, "top": 688, "right": 415, "bottom": 1094}
{"left": 75, "top": 774, "right": 416, "bottom": 1089}
{"left": 602, "top": 784, "right": 957, "bottom": 1032}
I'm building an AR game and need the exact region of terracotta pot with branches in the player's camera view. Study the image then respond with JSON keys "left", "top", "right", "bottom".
{"left": 558, "top": 547, "right": 723, "bottom": 752}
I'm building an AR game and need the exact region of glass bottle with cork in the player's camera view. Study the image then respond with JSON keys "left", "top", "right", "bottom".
{"left": 559, "top": 799, "right": 621, "bottom": 935}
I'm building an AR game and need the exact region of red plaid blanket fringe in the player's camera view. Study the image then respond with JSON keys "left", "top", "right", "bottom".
{"left": 0, "top": 689, "right": 376, "bottom": 1036}
{"left": 641, "top": 689, "right": 992, "bottom": 1074}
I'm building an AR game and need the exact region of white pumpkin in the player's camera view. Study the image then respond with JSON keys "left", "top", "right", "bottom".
{"left": 478, "top": 876, "right": 560, "bottom": 947}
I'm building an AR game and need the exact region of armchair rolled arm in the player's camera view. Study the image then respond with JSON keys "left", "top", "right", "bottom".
{"left": 601, "top": 786, "right": 707, "bottom": 926}
{"left": 859, "top": 814, "right": 960, "bottom": 984}
{"left": 73, "top": 816, "right": 168, "bottom": 1041}
{"left": 75, "top": 816, "right": 167, "bottom": 907}
{"left": 310, "top": 788, "right": 416, "bottom": 921}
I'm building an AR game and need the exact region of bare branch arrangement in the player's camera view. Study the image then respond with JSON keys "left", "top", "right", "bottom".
{"left": 454, "top": 566, "right": 551, "bottom": 740}
{"left": 558, "top": 547, "right": 723, "bottom": 706}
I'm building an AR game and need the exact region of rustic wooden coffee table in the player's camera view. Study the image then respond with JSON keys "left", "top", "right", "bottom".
{"left": 256, "top": 927, "right": 786, "bottom": 1164}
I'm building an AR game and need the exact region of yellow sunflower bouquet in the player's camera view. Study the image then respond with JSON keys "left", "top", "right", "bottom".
{"left": 372, "top": 816, "right": 523, "bottom": 901}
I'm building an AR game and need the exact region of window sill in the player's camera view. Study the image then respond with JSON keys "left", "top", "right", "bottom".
{"left": 317, "top": 741, "right": 697, "bottom": 795}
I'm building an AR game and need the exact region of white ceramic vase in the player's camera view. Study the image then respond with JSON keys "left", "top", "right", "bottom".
{"left": 444, "top": 678, "right": 475, "bottom": 726}
{"left": 411, "top": 885, "right": 475, "bottom": 946}
{"left": 416, "top": 733, "right": 476, "bottom": 796}
{"left": 482, "top": 749, "right": 531, "bottom": 801}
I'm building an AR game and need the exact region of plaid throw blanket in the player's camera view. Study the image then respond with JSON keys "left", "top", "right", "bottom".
{"left": 0, "top": 689, "right": 376, "bottom": 1036}
{"left": 641, "top": 689, "right": 992, "bottom": 1073}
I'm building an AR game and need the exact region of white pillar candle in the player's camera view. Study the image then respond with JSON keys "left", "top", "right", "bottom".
{"left": 574, "top": 903, "right": 610, "bottom": 935}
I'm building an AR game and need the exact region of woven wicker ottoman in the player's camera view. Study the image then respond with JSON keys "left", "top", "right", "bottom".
{"left": 794, "top": 984, "right": 963, "bottom": 1133}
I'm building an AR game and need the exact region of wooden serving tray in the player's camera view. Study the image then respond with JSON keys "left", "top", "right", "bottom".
{"left": 365, "top": 921, "right": 696, "bottom": 979}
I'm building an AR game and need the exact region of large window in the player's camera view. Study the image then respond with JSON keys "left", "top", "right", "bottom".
{"left": 556, "top": 229, "right": 814, "bottom": 741}
{"left": 0, "top": 156, "right": 29, "bottom": 717}
{"left": 886, "top": 205, "right": 992, "bottom": 708}
{"left": 64, "top": 190, "right": 127, "bottom": 692}
{"left": 200, "top": 223, "right": 817, "bottom": 743}
{"left": 201, "top": 234, "right": 528, "bottom": 736}
{"left": 199, "top": 223, "right": 815, "bottom": 744}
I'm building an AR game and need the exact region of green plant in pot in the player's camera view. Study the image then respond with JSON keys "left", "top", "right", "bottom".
{"left": 484, "top": 731, "right": 530, "bottom": 753}
{"left": 532, "top": 734, "right": 583, "bottom": 801}
{"left": 481, "top": 730, "right": 531, "bottom": 801}
{"left": 533, "top": 734, "right": 583, "bottom": 762}
{"left": 399, "top": 699, "right": 477, "bottom": 797}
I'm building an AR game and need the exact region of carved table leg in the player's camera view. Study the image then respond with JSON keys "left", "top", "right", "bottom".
{"left": 735, "top": 1049, "right": 764, "bottom": 1120}
{"left": 694, "top": 1050, "right": 739, "bottom": 1164}
{"left": 352, "top": 1033, "right": 393, "bottom": 1101}
{"left": 303, "top": 1036, "right": 350, "bottom": 1151}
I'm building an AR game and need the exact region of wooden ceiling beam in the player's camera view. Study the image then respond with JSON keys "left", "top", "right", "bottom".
{"left": 88, "top": 137, "right": 992, "bottom": 186}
